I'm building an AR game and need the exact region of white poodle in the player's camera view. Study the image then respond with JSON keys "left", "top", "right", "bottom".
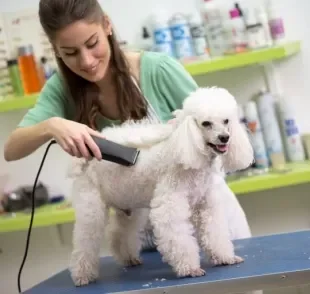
{"left": 68, "top": 87, "right": 255, "bottom": 287}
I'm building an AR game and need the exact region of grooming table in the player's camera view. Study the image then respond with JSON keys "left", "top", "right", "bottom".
{"left": 24, "top": 230, "right": 310, "bottom": 294}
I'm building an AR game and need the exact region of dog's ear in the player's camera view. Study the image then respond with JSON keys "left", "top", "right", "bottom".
{"left": 222, "top": 115, "right": 254, "bottom": 173}
{"left": 169, "top": 115, "right": 205, "bottom": 169}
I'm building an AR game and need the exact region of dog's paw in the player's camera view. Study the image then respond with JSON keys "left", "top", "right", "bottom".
{"left": 210, "top": 254, "right": 244, "bottom": 266}
{"left": 123, "top": 257, "right": 143, "bottom": 267}
{"left": 70, "top": 252, "right": 99, "bottom": 287}
{"left": 177, "top": 267, "right": 206, "bottom": 278}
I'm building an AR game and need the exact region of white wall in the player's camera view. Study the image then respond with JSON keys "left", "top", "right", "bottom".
{"left": 1, "top": 0, "right": 310, "bottom": 293}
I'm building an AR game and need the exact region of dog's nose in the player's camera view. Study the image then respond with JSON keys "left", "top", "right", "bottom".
{"left": 218, "top": 135, "right": 229, "bottom": 143}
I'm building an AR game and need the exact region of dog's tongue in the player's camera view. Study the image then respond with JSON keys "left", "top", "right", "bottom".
{"left": 216, "top": 144, "right": 228, "bottom": 152}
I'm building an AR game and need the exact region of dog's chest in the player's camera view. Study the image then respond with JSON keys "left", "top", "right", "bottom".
{"left": 180, "top": 170, "right": 211, "bottom": 206}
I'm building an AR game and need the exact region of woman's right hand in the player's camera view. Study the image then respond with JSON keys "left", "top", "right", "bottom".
{"left": 47, "top": 117, "right": 104, "bottom": 160}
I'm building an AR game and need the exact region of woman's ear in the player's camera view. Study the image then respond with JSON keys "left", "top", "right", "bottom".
{"left": 102, "top": 14, "right": 113, "bottom": 36}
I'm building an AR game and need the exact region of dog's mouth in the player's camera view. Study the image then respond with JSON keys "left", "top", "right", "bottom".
{"left": 207, "top": 143, "right": 229, "bottom": 154}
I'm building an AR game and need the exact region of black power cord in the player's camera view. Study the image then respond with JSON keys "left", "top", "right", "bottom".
{"left": 17, "top": 139, "right": 57, "bottom": 293}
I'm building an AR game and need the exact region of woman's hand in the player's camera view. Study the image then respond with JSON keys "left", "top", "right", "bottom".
{"left": 47, "top": 117, "right": 104, "bottom": 160}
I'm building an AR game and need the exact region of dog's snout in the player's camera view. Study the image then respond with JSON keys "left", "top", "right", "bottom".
{"left": 218, "top": 134, "right": 229, "bottom": 143}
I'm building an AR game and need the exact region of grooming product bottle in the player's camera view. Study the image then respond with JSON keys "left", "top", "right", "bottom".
{"left": 276, "top": 97, "right": 305, "bottom": 162}
{"left": 169, "top": 13, "right": 194, "bottom": 60}
{"left": 255, "top": 5, "right": 273, "bottom": 47}
{"left": 266, "top": 0, "right": 285, "bottom": 44}
{"left": 7, "top": 59, "right": 24, "bottom": 96}
{"left": 18, "top": 45, "right": 42, "bottom": 94}
{"left": 243, "top": 101, "right": 269, "bottom": 168}
{"left": 228, "top": 7, "right": 247, "bottom": 53}
{"left": 188, "top": 12, "right": 210, "bottom": 58}
{"left": 243, "top": 5, "right": 268, "bottom": 49}
{"left": 151, "top": 10, "right": 174, "bottom": 57}
{"left": 201, "top": 0, "right": 225, "bottom": 57}
{"left": 255, "top": 90, "right": 286, "bottom": 168}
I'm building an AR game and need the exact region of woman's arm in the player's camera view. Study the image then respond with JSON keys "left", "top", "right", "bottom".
{"left": 4, "top": 120, "right": 53, "bottom": 161}
{"left": 3, "top": 73, "right": 66, "bottom": 161}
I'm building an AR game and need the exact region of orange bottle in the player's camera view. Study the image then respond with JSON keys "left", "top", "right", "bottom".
{"left": 18, "top": 45, "right": 42, "bottom": 95}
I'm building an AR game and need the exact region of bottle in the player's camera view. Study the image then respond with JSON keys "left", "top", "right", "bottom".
{"left": 40, "top": 56, "right": 55, "bottom": 80}
{"left": 169, "top": 13, "right": 194, "bottom": 60}
{"left": 188, "top": 12, "right": 210, "bottom": 58}
{"left": 140, "top": 27, "right": 153, "bottom": 51}
{"left": 7, "top": 59, "right": 24, "bottom": 96}
{"left": 255, "top": 5, "right": 273, "bottom": 47}
{"left": 266, "top": 0, "right": 285, "bottom": 44}
{"left": 243, "top": 5, "right": 268, "bottom": 49}
{"left": 151, "top": 11, "right": 174, "bottom": 57}
{"left": 201, "top": 0, "right": 225, "bottom": 57}
{"left": 255, "top": 90, "right": 286, "bottom": 168}
{"left": 243, "top": 101, "right": 269, "bottom": 169}
{"left": 229, "top": 8, "right": 247, "bottom": 53}
{"left": 276, "top": 97, "right": 305, "bottom": 162}
{"left": 18, "top": 45, "right": 42, "bottom": 95}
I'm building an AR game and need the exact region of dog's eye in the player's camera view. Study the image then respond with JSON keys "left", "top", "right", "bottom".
{"left": 202, "top": 121, "right": 212, "bottom": 127}
{"left": 223, "top": 119, "right": 229, "bottom": 124}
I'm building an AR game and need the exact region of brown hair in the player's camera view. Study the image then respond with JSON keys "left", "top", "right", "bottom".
{"left": 39, "top": 0, "right": 148, "bottom": 129}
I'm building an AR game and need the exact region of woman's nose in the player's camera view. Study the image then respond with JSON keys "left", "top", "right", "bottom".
{"left": 79, "top": 51, "right": 95, "bottom": 69}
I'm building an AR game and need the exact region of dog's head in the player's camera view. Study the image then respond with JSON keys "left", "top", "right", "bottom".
{"left": 171, "top": 87, "right": 254, "bottom": 172}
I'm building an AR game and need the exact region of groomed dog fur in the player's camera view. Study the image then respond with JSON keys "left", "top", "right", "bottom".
{"left": 68, "top": 87, "right": 254, "bottom": 286}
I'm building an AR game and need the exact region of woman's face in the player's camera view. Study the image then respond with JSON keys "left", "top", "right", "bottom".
{"left": 54, "top": 19, "right": 112, "bottom": 82}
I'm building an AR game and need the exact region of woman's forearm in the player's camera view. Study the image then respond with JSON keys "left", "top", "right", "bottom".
{"left": 3, "top": 119, "right": 53, "bottom": 161}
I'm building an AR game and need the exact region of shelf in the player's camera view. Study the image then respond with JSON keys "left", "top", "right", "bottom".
{"left": 183, "top": 40, "right": 301, "bottom": 76}
{"left": 1, "top": 161, "right": 310, "bottom": 234}
{"left": 0, "top": 41, "right": 301, "bottom": 113}
{"left": 0, "top": 93, "right": 39, "bottom": 113}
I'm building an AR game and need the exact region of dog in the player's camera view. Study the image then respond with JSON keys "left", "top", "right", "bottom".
{"left": 68, "top": 87, "right": 255, "bottom": 287}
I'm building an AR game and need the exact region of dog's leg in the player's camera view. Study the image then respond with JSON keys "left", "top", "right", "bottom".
{"left": 149, "top": 183, "right": 204, "bottom": 278}
{"left": 69, "top": 175, "right": 107, "bottom": 287}
{"left": 108, "top": 208, "right": 148, "bottom": 267}
{"left": 198, "top": 188, "right": 243, "bottom": 267}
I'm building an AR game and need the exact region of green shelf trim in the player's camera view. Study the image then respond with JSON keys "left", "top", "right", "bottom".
{"left": 1, "top": 161, "right": 310, "bottom": 234}
{"left": 0, "top": 94, "right": 38, "bottom": 113}
{"left": 183, "top": 40, "right": 301, "bottom": 76}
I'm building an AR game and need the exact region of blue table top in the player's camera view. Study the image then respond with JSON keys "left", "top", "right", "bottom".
{"left": 24, "top": 230, "right": 310, "bottom": 294}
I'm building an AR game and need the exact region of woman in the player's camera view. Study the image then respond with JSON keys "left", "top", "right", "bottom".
{"left": 4, "top": 0, "right": 197, "bottom": 162}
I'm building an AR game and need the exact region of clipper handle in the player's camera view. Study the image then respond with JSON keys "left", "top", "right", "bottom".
{"left": 88, "top": 136, "right": 140, "bottom": 166}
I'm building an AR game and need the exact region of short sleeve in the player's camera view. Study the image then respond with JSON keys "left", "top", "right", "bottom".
{"left": 156, "top": 55, "right": 199, "bottom": 111}
{"left": 18, "top": 73, "right": 68, "bottom": 127}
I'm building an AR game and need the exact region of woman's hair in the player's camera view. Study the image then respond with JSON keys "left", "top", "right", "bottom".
{"left": 39, "top": 0, "right": 148, "bottom": 129}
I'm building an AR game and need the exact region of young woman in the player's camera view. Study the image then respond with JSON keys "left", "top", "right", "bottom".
{"left": 4, "top": 0, "right": 198, "bottom": 162}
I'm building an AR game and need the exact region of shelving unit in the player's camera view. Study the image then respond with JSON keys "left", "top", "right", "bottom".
{"left": 0, "top": 41, "right": 301, "bottom": 113}
{"left": 1, "top": 161, "right": 310, "bottom": 234}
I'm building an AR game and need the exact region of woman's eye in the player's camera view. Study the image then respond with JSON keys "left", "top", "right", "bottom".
{"left": 202, "top": 121, "right": 212, "bottom": 127}
{"left": 87, "top": 40, "right": 98, "bottom": 48}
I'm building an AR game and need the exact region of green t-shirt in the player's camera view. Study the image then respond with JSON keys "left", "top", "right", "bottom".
{"left": 18, "top": 51, "right": 198, "bottom": 130}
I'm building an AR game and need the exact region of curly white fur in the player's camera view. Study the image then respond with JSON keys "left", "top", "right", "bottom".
{"left": 68, "top": 87, "right": 255, "bottom": 287}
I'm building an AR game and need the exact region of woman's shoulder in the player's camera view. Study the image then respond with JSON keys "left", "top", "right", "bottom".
{"left": 40, "top": 71, "right": 66, "bottom": 98}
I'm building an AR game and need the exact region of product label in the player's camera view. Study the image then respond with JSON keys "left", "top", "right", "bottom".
{"left": 190, "top": 25, "right": 205, "bottom": 38}
{"left": 269, "top": 18, "right": 285, "bottom": 39}
{"left": 170, "top": 24, "right": 194, "bottom": 58}
{"left": 153, "top": 28, "right": 174, "bottom": 56}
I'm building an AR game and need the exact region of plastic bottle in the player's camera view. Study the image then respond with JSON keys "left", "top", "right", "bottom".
{"left": 243, "top": 5, "right": 268, "bottom": 49}
{"left": 151, "top": 11, "right": 174, "bottom": 57}
{"left": 276, "top": 97, "right": 305, "bottom": 162}
{"left": 255, "top": 90, "right": 286, "bottom": 168}
{"left": 18, "top": 45, "right": 42, "bottom": 95}
{"left": 243, "top": 101, "right": 269, "bottom": 169}
{"left": 229, "top": 8, "right": 247, "bottom": 53}
{"left": 266, "top": 0, "right": 285, "bottom": 44}
{"left": 200, "top": 0, "right": 225, "bottom": 57}
{"left": 140, "top": 27, "right": 153, "bottom": 51}
{"left": 188, "top": 12, "right": 210, "bottom": 58}
{"left": 7, "top": 59, "right": 24, "bottom": 96}
{"left": 169, "top": 13, "right": 194, "bottom": 60}
{"left": 255, "top": 5, "right": 273, "bottom": 47}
